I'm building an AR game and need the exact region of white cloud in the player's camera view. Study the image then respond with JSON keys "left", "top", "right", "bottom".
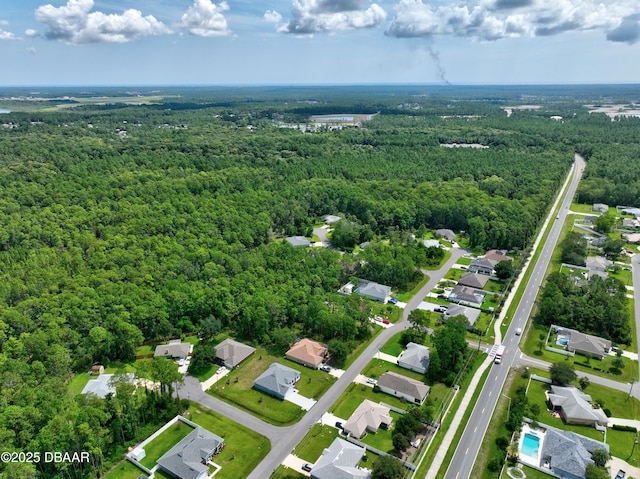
{"left": 0, "top": 29, "right": 19, "bottom": 40}
{"left": 385, "top": 0, "right": 640, "bottom": 43}
{"left": 277, "top": 0, "right": 387, "bottom": 35}
{"left": 264, "top": 10, "right": 283, "bottom": 24}
{"left": 27, "top": 46, "right": 37, "bottom": 54}
{"left": 181, "top": 0, "right": 231, "bottom": 37}
{"left": 35, "top": 0, "right": 169, "bottom": 44}
{"left": 25, "top": 29, "right": 40, "bottom": 38}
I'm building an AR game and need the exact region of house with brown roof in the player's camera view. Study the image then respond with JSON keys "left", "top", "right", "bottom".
{"left": 377, "top": 372, "right": 430, "bottom": 405}
{"left": 484, "top": 249, "right": 513, "bottom": 263}
{"left": 343, "top": 400, "right": 392, "bottom": 439}
{"left": 285, "top": 338, "right": 328, "bottom": 369}
{"left": 215, "top": 339, "right": 256, "bottom": 369}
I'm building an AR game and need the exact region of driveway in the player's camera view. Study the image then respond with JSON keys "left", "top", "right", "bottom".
{"left": 354, "top": 374, "right": 375, "bottom": 387}
{"left": 282, "top": 454, "right": 312, "bottom": 477}
{"left": 199, "top": 367, "right": 230, "bottom": 391}
{"left": 286, "top": 390, "right": 317, "bottom": 411}
{"left": 375, "top": 352, "right": 399, "bottom": 363}
{"left": 321, "top": 412, "right": 347, "bottom": 428}
{"left": 608, "top": 456, "right": 640, "bottom": 479}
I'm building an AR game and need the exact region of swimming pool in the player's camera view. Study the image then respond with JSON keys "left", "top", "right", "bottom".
{"left": 521, "top": 433, "right": 540, "bottom": 458}
{"left": 556, "top": 335, "right": 569, "bottom": 347}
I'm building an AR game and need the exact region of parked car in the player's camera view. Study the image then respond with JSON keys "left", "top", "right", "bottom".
{"left": 434, "top": 306, "right": 447, "bottom": 313}
{"left": 382, "top": 319, "right": 390, "bottom": 325}
{"left": 615, "top": 470, "right": 626, "bottom": 479}
{"left": 366, "top": 378, "right": 377, "bottom": 385}
{"left": 389, "top": 297, "right": 398, "bottom": 304}
{"left": 335, "top": 421, "right": 343, "bottom": 429}
{"left": 320, "top": 365, "right": 331, "bottom": 372}
{"left": 460, "top": 265, "right": 468, "bottom": 270}
{"left": 302, "top": 463, "right": 313, "bottom": 472}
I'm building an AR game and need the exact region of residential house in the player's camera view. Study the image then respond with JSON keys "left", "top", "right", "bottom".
{"left": 585, "top": 256, "right": 612, "bottom": 272}
{"left": 286, "top": 338, "right": 328, "bottom": 369}
{"left": 457, "top": 272, "right": 489, "bottom": 289}
{"left": 443, "top": 304, "right": 480, "bottom": 327}
{"left": 397, "top": 342, "right": 430, "bottom": 374}
{"left": 323, "top": 214, "right": 342, "bottom": 225}
{"left": 567, "top": 330, "right": 611, "bottom": 360}
{"left": 310, "top": 438, "right": 370, "bottom": 479}
{"left": 343, "top": 400, "right": 392, "bottom": 439}
{"left": 592, "top": 203, "right": 609, "bottom": 213}
{"left": 91, "top": 365, "right": 104, "bottom": 375}
{"left": 435, "top": 229, "right": 457, "bottom": 242}
{"left": 624, "top": 233, "right": 640, "bottom": 244}
{"left": 547, "top": 386, "right": 609, "bottom": 426}
{"left": 623, "top": 218, "right": 640, "bottom": 229}
{"left": 449, "top": 286, "right": 484, "bottom": 307}
{"left": 620, "top": 207, "right": 640, "bottom": 218}
{"left": 286, "top": 236, "right": 311, "bottom": 248}
{"left": 422, "top": 239, "right": 441, "bottom": 249}
{"left": 468, "top": 258, "right": 496, "bottom": 275}
{"left": 538, "top": 425, "right": 609, "bottom": 479}
{"left": 214, "top": 339, "right": 256, "bottom": 369}
{"left": 377, "top": 372, "right": 430, "bottom": 405}
{"left": 356, "top": 279, "right": 392, "bottom": 303}
{"left": 253, "top": 363, "right": 300, "bottom": 400}
{"left": 484, "top": 249, "right": 514, "bottom": 263}
{"left": 157, "top": 426, "right": 224, "bottom": 479}
{"left": 82, "top": 373, "right": 136, "bottom": 398}
{"left": 154, "top": 341, "right": 192, "bottom": 360}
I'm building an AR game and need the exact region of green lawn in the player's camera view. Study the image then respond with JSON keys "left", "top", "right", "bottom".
{"left": 331, "top": 383, "right": 408, "bottom": 419}
{"left": 140, "top": 421, "right": 194, "bottom": 469}
{"left": 484, "top": 280, "right": 505, "bottom": 294}
{"left": 361, "top": 411, "right": 401, "bottom": 454}
{"left": 67, "top": 372, "right": 92, "bottom": 396}
{"left": 422, "top": 250, "right": 452, "bottom": 271}
{"left": 569, "top": 202, "right": 595, "bottom": 214}
{"left": 293, "top": 424, "right": 339, "bottom": 462}
{"left": 104, "top": 362, "right": 138, "bottom": 374}
{"left": 187, "top": 403, "right": 271, "bottom": 479}
{"left": 208, "top": 348, "right": 334, "bottom": 425}
{"left": 104, "top": 460, "right": 147, "bottom": 479}
{"left": 379, "top": 332, "right": 408, "bottom": 357}
{"left": 457, "top": 257, "right": 472, "bottom": 266}
{"left": 271, "top": 465, "right": 306, "bottom": 479}
{"left": 191, "top": 363, "right": 219, "bottom": 382}
{"left": 444, "top": 268, "right": 464, "bottom": 281}
{"left": 610, "top": 268, "right": 633, "bottom": 286}
{"left": 362, "top": 358, "right": 425, "bottom": 382}
{"left": 135, "top": 344, "right": 155, "bottom": 356}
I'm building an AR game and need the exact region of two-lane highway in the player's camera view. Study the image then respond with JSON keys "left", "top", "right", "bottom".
{"left": 442, "top": 155, "right": 584, "bottom": 479}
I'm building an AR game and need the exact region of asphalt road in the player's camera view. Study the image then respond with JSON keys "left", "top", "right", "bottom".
{"left": 442, "top": 154, "right": 585, "bottom": 479}
{"left": 178, "top": 246, "right": 467, "bottom": 479}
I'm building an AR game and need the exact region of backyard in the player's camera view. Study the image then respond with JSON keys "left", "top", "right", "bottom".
{"left": 139, "top": 421, "right": 193, "bottom": 469}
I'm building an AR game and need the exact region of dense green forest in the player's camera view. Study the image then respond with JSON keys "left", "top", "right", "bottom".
{"left": 1, "top": 85, "right": 639, "bottom": 478}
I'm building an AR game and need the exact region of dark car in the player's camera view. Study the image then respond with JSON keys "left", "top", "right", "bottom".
{"left": 335, "top": 421, "right": 343, "bottom": 429}
{"left": 389, "top": 298, "right": 398, "bottom": 305}
{"left": 302, "top": 463, "right": 313, "bottom": 472}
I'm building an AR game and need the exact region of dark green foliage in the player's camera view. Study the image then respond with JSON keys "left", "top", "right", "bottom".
{"left": 550, "top": 362, "right": 577, "bottom": 386}
{"left": 494, "top": 260, "right": 514, "bottom": 280}
{"left": 585, "top": 463, "right": 611, "bottom": 479}
{"left": 427, "top": 316, "right": 469, "bottom": 386}
{"left": 591, "top": 448, "right": 609, "bottom": 467}
{"left": 559, "top": 231, "right": 588, "bottom": 266}
{"left": 372, "top": 455, "right": 406, "bottom": 479}
{"left": 611, "top": 424, "right": 636, "bottom": 432}
{"left": 495, "top": 436, "right": 510, "bottom": 449}
{"left": 392, "top": 432, "right": 411, "bottom": 452}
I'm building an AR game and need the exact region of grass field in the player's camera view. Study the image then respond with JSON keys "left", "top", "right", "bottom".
{"left": 379, "top": 332, "right": 407, "bottom": 357}
{"left": 271, "top": 465, "right": 306, "bottom": 479}
{"left": 361, "top": 411, "right": 401, "bottom": 454}
{"left": 362, "top": 358, "right": 425, "bottom": 382}
{"left": 398, "top": 274, "right": 431, "bottom": 302}
{"left": 293, "top": 424, "right": 340, "bottom": 462}
{"left": 139, "top": 421, "right": 193, "bottom": 469}
{"left": 104, "top": 460, "right": 146, "bottom": 479}
{"left": 331, "top": 383, "right": 409, "bottom": 419}
{"left": 191, "top": 363, "right": 219, "bottom": 382}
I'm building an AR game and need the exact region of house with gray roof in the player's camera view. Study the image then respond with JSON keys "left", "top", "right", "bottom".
{"left": 311, "top": 438, "right": 370, "bottom": 479}
{"left": 422, "top": 239, "right": 441, "bottom": 249}
{"left": 435, "top": 229, "right": 456, "bottom": 242}
{"left": 443, "top": 304, "right": 480, "bottom": 327}
{"left": 547, "top": 386, "right": 608, "bottom": 427}
{"left": 377, "top": 372, "right": 430, "bottom": 405}
{"left": 356, "top": 279, "right": 391, "bottom": 303}
{"left": 343, "top": 400, "right": 392, "bottom": 439}
{"left": 449, "top": 286, "right": 484, "bottom": 307}
{"left": 286, "top": 236, "right": 311, "bottom": 248}
{"left": 585, "top": 256, "right": 612, "bottom": 272}
{"left": 397, "top": 342, "right": 430, "bottom": 374}
{"left": 154, "top": 342, "right": 192, "bottom": 360}
{"left": 157, "top": 426, "right": 224, "bottom": 479}
{"left": 214, "top": 339, "right": 256, "bottom": 369}
{"left": 554, "top": 326, "right": 612, "bottom": 360}
{"left": 82, "top": 373, "right": 136, "bottom": 398}
{"left": 620, "top": 206, "right": 640, "bottom": 218}
{"left": 538, "top": 424, "right": 608, "bottom": 479}
{"left": 468, "top": 257, "right": 496, "bottom": 275}
{"left": 457, "top": 272, "right": 489, "bottom": 289}
{"left": 592, "top": 203, "right": 609, "bottom": 213}
{"left": 253, "top": 363, "right": 300, "bottom": 400}
{"left": 323, "top": 214, "right": 342, "bottom": 224}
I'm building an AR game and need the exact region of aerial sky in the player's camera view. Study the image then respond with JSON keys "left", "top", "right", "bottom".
{"left": 1, "top": 0, "right": 639, "bottom": 86}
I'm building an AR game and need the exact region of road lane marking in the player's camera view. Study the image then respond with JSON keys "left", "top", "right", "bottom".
{"left": 474, "top": 426, "right": 477, "bottom": 432}
{"left": 482, "top": 408, "right": 485, "bottom": 414}
{"left": 465, "top": 448, "right": 469, "bottom": 455}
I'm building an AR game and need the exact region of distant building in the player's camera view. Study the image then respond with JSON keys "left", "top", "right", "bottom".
{"left": 377, "top": 372, "right": 430, "bottom": 405}
{"left": 154, "top": 342, "right": 192, "bottom": 360}
{"left": 585, "top": 256, "right": 612, "bottom": 272}
{"left": 554, "top": 326, "right": 611, "bottom": 360}
{"left": 91, "top": 365, "right": 104, "bottom": 375}
{"left": 214, "top": 339, "right": 256, "bottom": 369}
{"left": 422, "top": 239, "right": 441, "bottom": 248}
{"left": 484, "top": 249, "right": 513, "bottom": 263}
{"left": 82, "top": 373, "right": 136, "bottom": 398}
{"left": 457, "top": 272, "right": 489, "bottom": 289}
{"left": 343, "top": 400, "right": 392, "bottom": 439}
{"left": 355, "top": 279, "right": 391, "bottom": 303}
{"left": 157, "top": 426, "right": 224, "bottom": 479}
{"left": 253, "top": 363, "right": 300, "bottom": 400}
{"left": 323, "top": 214, "right": 342, "bottom": 224}
{"left": 435, "top": 229, "right": 456, "bottom": 242}
{"left": 468, "top": 258, "right": 496, "bottom": 275}
{"left": 286, "top": 236, "right": 311, "bottom": 248}
{"left": 397, "top": 342, "right": 430, "bottom": 374}
{"left": 592, "top": 203, "right": 608, "bottom": 213}
{"left": 449, "top": 286, "right": 484, "bottom": 306}
{"left": 443, "top": 304, "right": 480, "bottom": 327}
{"left": 286, "top": 338, "right": 328, "bottom": 369}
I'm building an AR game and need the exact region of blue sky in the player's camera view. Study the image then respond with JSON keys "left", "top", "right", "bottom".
{"left": 1, "top": 0, "right": 639, "bottom": 86}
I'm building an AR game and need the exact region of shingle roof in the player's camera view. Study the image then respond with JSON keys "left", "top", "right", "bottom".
{"left": 450, "top": 286, "right": 483, "bottom": 305}
{"left": 343, "top": 400, "right": 392, "bottom": 439}
{"left": 540, "top": 425, "right": 608, "bottom": 479}
{"left": 585, "top": 256, "right": 612, "bottom": 271}
{"left": 286, "top": 338, "right": 328, "bottom": 368}
{"left": 422, "top": 239, "right": 441, "bottom": 248}
{"left": 457, "top": 272, "right": 489, "bottom": 289}
{"left": 323, "top": 214, "right": 342, "bottom": 224}
{"left": 484, "top": 250, "right": 514, "bottom": 262}
{"left": 567, "top": 330, "right": 611, "bottom": 357}
{"left": 357, "top": 280, "right": 391, "bottom": 301}
{"left": 157, "top": 427, "right": 224, "bottom": 479}
{"left": 548, "top": 386, "right": 609, "bottom": 425}
{"left": 253, "top": 363, "right": 300, "bottom": 397}
{"left": 82, "top": 373, "right": 136, "bottom": 398}
{"left": 377, "top": 372, "right": 430, "bottom": 402}
{"left": 444, "top": 304, "right": 481, "bottom": 326}
{"left": 470, "top": 257, "right": 497, "bottom": 269}
{"left": 214, "top": 339, "right": 256, "bottom": 369}
{"left": 311, "top": 438, "right": 369, "bottom": 479}
{"left": 286, "top": 236, "right": 311, "bottom": 247}
{"left": 435, "top": 229, "right": 456, "bottom": 241}
{"left": 154, "top": 342, "right": 191, "bottom": 359}
{"left": 397, "top": 342, "right": 430, "bottom": 373}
